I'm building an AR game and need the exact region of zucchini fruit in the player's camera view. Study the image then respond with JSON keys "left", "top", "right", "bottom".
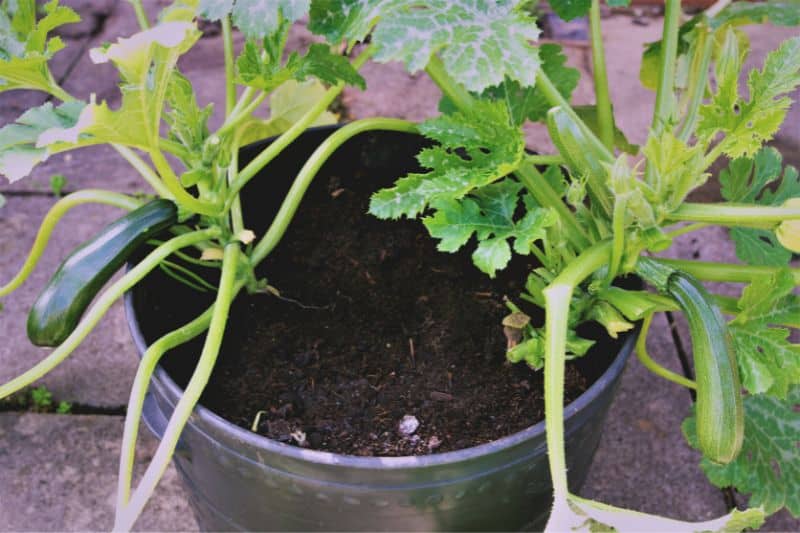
{"left": 27, "top": 199, "right": 178, "bottom": 347}
{"left": 636, "top": 258, "right": 744, "bottom": 464}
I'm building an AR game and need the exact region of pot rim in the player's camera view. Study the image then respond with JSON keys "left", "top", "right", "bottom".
{"left": 125, "top": 289, "right": 633, "bottom": 469}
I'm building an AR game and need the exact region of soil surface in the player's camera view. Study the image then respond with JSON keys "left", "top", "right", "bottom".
{"left": 134, "top": 132, "right": 624, "bottom": 457}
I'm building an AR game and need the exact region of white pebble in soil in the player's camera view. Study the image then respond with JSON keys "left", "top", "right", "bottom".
{"left": 398, "top": 415, "right": 420, "bottom": 436}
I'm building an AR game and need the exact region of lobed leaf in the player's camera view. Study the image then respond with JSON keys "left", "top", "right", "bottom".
{"left": 720, "top": 147, "right": 800, "bottom": 266}
{"left": 0, "top": 101, "right": 84, "bottom": 182}
{"left": 684, "top": 386, "right": 800, "bottom": 518}
{"left": 368, "top": 99, "right": 524, "bottom": 219}
{"left": 199, "top": 0, "right": 310, "bottom": 39}
{"left": 548, "top": 0, "right": 591, "bottom": 22}
{"left": 311, "top": 0, "right": 542, "bottom": 92}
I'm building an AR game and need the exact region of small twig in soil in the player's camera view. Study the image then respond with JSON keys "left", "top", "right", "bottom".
{"left": 408, "top": 338, "right": 416, "bottom": 369}
{"left": 260, "top": 287, "right": 332, "bottom": 311}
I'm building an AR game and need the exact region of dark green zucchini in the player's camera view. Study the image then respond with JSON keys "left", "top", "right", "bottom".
{"left": 27, "top": 199, "right": 178, "bottom": 347}
{"left": 636, "top": 257, "right": 744, "bottom": 464}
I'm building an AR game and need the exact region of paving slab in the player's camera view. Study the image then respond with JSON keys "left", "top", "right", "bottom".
{"left": 0, "top": 413, "right": 197, "bottom": 532}
{"left": 0, "top": 195, "right": 140, "bottom": 407}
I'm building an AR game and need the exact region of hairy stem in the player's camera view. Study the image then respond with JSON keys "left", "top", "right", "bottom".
{"left": 0, "top": 191, "right": 141, "bottom": 297}
{"left": 655, "top": 258, "right": 800, "bottom": 284}
{"left": 542, "top": 242, "right": 612, "bottom": 504}
{"left": 113, "top": 145, "right": 171, "bottom": 198}
{"left": 668, "top": 203, "right": 800, "bottom": 227}
{"left": 114, "top": 243, "right": 241, "bottom": 532}
{"left": 251, "top": 118, "right": 418, "bottom": 265}
{"left": 115, "top": 306, "right": 214, "bottom": 511}
{"left": 636, "top": 314, "right": 697, "bottom": 389}
{"left": 589, "top": 0, "right": 615, "bottom": 150}
{"left": 222, "top": 16, "right": 236, "bottom": 117}
{"left": 0, "top": 229, "right": 220, "bottom": 400}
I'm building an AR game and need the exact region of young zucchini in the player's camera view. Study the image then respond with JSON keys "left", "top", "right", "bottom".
{"left": 636, "top": 258, "right": 744, "bottom": 464}
{"left": 27, "top": 199, "right": 178, "bottom": 347}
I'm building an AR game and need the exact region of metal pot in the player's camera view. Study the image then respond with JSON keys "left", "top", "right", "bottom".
{"left": 125, "top": 126, "right": 635, "bottom": 531}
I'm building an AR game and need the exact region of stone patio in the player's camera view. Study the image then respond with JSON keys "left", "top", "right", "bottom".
{"left": 0, "top": 1, "right": 798, "bottom": 531}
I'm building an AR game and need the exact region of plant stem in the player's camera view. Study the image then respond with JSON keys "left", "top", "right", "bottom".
{"left": 113, "top": 145, "right": 171, "bottom": 198}
{"left": 228, "top": 87, "right": 256, "bottom": 121}
{"left": 149, "top": 150, "right": 222, "bottom": 216}
{"left": 515, "top": 164, "right": 591, "bottom": 249}
{"left": 655, "top": 258, "right": 800, "bottom": 284}
{"left": 542, "top": 241, "right": 612, "bottom": 503}
{"left": 668, "top": 203, "right": 800, "bottom": 227}
{"left": 127, "top": 0, "right": 149, "bottom": 30}
{"left": 230, "top": 46, "right": 375, "bottom": 197}
{"left": 115, "top": 306, "right": 214, "bottom": 511}
{"left": 0, "top": 190, "right": 141, "bottom": 297}
{"left": 222, "top": 16, "right": 236, "bottom": 117}
{"left": 228, "top": 144, "right": 245, "bottom": 235}
{"left": 158, "top": 138, "right": 191, "bottom": 161}
{"left": 651, "top": 0, "right": 682, "bottom": 135}
{"left": 251, "top": 118, "right": 418, "bottom": 265}
{"left": 424, "top": 55, "right": 476, "bottom": 111}
{"left": 218, "top": 92, "right": 267, "bottom": 138}
{"left": 664, "top": 222, "right": 709, "bottom": 239}
{"left": 636, "top": 314, "right": 697, "bottom": 389}
{"left": 525, "top": 154, "right": 564, "bottom": 166}
{"left": 48, "top": 83, "right": 76, "bottom": 104}
{"left": 677, "top": 27, "right": 713, "bottom": 142}
{"left": 588, "top": 0, "right": 615, "bottom": 151}
{"left": 0, "top": 229, "right": 220, "bottom": 401}
{"left": 607, "top": 194, "right": 627, "bottom": 284}
{"left": 114, "top": 243, "right": 241, "bottom": 532}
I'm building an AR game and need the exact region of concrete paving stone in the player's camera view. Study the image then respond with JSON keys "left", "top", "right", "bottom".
{"left": 580, "top": 312, "right": 730, "bottom": 521}
{"left": 0, "top": 413, "right": 197, "bottom": 532}
{"left": 0, "top": 196, "right": 141, "bottom": 407}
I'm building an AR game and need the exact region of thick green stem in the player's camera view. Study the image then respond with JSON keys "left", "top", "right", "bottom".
{"left": 525, "top": 154, "right": 564, "bottom": 166}
{"left": 651, "top": 0, "right": 682, "bottom": 135}
{"left": 606, "top": 195, "right": 627, "bottom": 284}
{"left": 0, "top": 229, "right": 220, "bottom": 401}
{"left": 424, "top": 55, "right": 476, "bottom": 111}
{"left": 515, "top": 165, "right": 590, "bottom": 249}
{"left": 251, "top": 118, "right": 418, "bottom": 266}
{"left": 115, "top": 306, "right": 214, "bottom": 511}
{"left": 542, "top": 241, "right": 612, "bottom": 502}
{"left": 668, "top": 203, "right": 800, "bottom": 227}
{"left": 677, "top": 27, "right": 713, "bottom": 142}
{"left": 655, "top": 258, "right": 800, "bottom": 284}
{"left": 588, "top": 0, "right": 614, "bottom": 150}
{"left": 228, "top": 145, "right": 245, "bottom": 235}
{"left": 230, "top": 46, "right": 375, "bottom": 197}
{"left": 664, "top": 222, "right": 709, "bottom": 239}
{"left": 127, "top": 0, "right": 149, "bottom": 30}
{"left": 158, "top": 138, "right": 191, "bottom": 161}
{"left": 222, "top": 16, "right": 236, "bottom": 117}
{"left": 113, "top": 145, "right": 171, "bottom": 198}
{"left": 114, "top": 243, "right": 241, "bottom": 532}
{"left": 636, "top": 314, "right": 697, "bottom": 389}
{"left": 0, "top": 190, "right": 141, "bottom": 297}
{"left": 149, "top": 150, "right": 222, "bottom": 216}
{"left": 218, "top": 92, "right": 267, "bottom": 138}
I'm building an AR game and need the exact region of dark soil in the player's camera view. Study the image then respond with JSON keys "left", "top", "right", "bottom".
{"left": 133, "top": 130, "right": 624, "bottom": 457}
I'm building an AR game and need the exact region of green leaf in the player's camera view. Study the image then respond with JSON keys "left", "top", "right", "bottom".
{"left": 548, "top": 0, "right": 591, "bottom": 21}
{"left": 165, "top": 71, "right": 213, "bottom": 157}
{"left": 606, "top": 0, "right": 631, "bottom": 6}
{"left": 237, "top": 79, "right": 338, "bottom": 146}
{"left": 369, "top": 100, "right": 524, "bottom": 219}
{"left": 711, "top": 0, "right": 800, "bottom": 29}
{"left": 698, "top": 35, "right": 800, "bottom": 158}
{"left": 484, "top": 44, "right": 579, "bottom": 125}
{"left": 38, "top": 21, "right": 201, "bottom": 152}
{"left": 0, "top": 0, "right": 79, "bottom": 94}
{"left": 684, "top": 387, "right": 800, "bottom": 517}
{"left": 0, "top": 101, "right": 84, "bottom": 182}
{"left": 199, "top": 0, "right": 310, "bottom": 39}
{"left": 642, "top": 130, "right": 708, "bottom": 215}
{"left": 236, "top": 17, "right": 364, "bottom": 92}
{"left": 639, "top": 16, "right": 701, "bottom": 91}
{"left": 310, "top": 0, "right": 542, "bottom": 92}
{"left": 720, "top": 147, "right": 800, "bottom": 266}
{"left": 574, "top": 105, "right": 638, "bottom": 155}
{"left": 729, "top": 269, "right": 800, "bottom": 397}
{"left": 421, "top": 180, "right": 556, "bottom": 277}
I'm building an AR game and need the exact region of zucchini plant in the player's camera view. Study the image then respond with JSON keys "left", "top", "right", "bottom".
{"left": 0, "top": 0, "right": 799, "bottom": 530}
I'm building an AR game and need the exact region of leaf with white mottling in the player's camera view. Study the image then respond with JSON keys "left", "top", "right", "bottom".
{"left": 311, "top": 0, "right": 542, "bottom": 92}
{"left": 200, "top": 0, "right": 309, "bottom": 39}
